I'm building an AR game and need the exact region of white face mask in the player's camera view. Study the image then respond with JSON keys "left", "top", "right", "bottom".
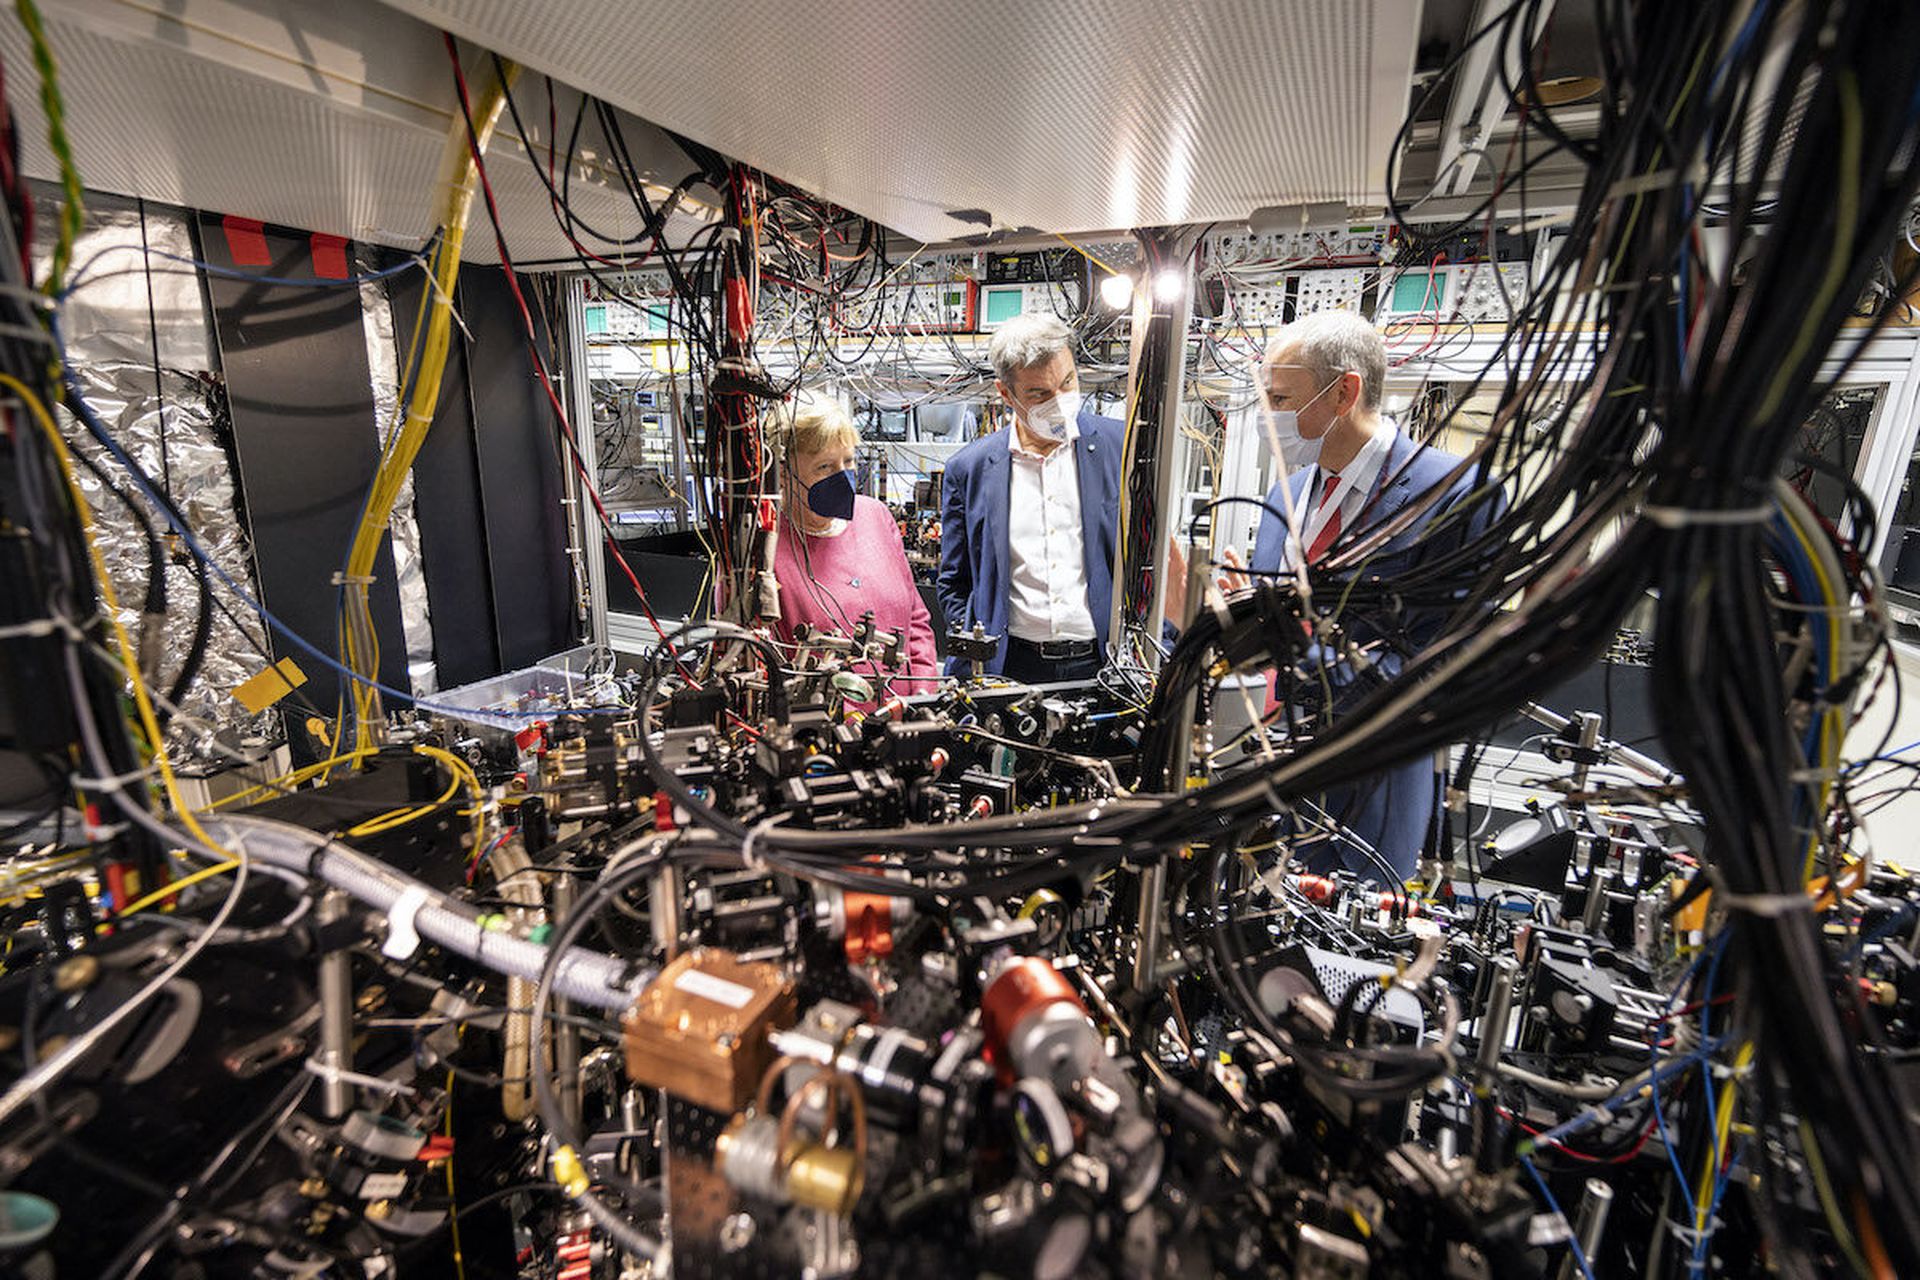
{"left": 1256, "top": 376, "right": 1343, "bottom": 474}
{"left": 1264, "top": 410, "right": 1321, "bottom": 472}
{"left": 1022, "top": 390, "right": 1083, "bottom": 441}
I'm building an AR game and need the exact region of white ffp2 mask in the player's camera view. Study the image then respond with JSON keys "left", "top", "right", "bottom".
{"left": 1023, "top": 390, "right": 1082, "bottom": 441}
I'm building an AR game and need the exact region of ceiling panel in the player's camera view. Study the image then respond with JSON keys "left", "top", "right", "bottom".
{"left": 0, "top": 0, "right": 713, "bottom": 265}
{"left": 371, "top": 0, "right": 1424, "bottom": 243}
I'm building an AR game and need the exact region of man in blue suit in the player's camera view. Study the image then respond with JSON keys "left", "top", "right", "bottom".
{"left": 938, "top": 314, "right": 1123, "bottom": 682}
{"left": 1244, "top": 311, "right": 1495, "bottom": 879}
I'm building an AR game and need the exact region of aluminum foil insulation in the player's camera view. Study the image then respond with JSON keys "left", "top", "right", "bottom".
{"left": 43, "top": 197, "right": 278, "bottom": 763}
{"left": 60, "top": 364, "right": 278, "bottom": 759}
{"left": 358, "top": 250, "right": 438, "bottom": 697}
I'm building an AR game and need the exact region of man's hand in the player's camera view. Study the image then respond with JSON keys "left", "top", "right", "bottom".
{"left": 1166, "top": 540, "right": 1190, "bottom": 624}
{"left": 1217, "top": 547, "right": 1252, "bottom": 594}
{"left": 1168, "top": 543, "right": 1254, "bottom": 625}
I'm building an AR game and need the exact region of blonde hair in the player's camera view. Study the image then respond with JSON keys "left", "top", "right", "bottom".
{"left": 765, "top": 389, "right": 860, "bottom": 460}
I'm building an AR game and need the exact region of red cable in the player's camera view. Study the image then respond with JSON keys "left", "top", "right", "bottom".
{"left": 445, "top": 37, "right": 681, "bottom": 656}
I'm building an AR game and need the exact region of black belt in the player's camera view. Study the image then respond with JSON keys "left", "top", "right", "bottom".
{"left": 1009, "top": 636, "right": 1096, "bottom": 660}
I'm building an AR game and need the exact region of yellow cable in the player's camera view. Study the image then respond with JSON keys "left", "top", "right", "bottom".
{"left": 339, "top": 745, "right": 485, "bottom": 847}
{"left": 1693, "top": 1040, "right": 1753, "bottom": 1237}
{"left": 4, "top": 373, "right": 234, "bottom": 863}
{"left": 445, "top": 1068, "right": 466, "bottom": 1280}
{"left": 1048, "top": 230, "right": 1125, "bottom": 277}
{"left": 1778, "top": 495, "right": 1846, "bottom": 883}
{"left": 1801, "top": 1120, "right": 1872, "bottom": 1279}
{"left": 206, "top": 749, "right": 377, "bottom": 811}
{"left": 112, "top": 858, "right": 240, "bottom": 918}
{"left": 341, "top": 59, "right": 520, "bottom": 750}
{"left": 411, "top": 743, "right": 486, "bottom": 848}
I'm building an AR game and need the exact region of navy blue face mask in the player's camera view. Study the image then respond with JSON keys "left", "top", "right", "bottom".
{"left": 804, "top": 468, "right": 857, "bottom": 521}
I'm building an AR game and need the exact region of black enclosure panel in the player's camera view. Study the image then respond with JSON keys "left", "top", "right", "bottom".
{"left": 603, "top": 539, "right": 713, "bottom": 624}
{"left": 458, "top": 268, "right": 576, "bottom": 667}
{"left": 197, "top": 214, "right": 408, "bottom": 719}
{"left": 1488, "top": 660, "right": 1661, "bottom": 759}
{"left": 382, "top": 264, "right": 501, "bottom": 689}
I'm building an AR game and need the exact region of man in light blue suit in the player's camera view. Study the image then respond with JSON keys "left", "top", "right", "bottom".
{"left": 1245, "top": 311, "right": 1496, "bottom": 879}
{"left": 937, "top": 314, "right": 1123, "bottom": 682}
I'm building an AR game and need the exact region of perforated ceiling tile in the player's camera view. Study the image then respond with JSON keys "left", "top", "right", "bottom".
{"left": 371, "top": 0, "right": 1423, "bottom": 242}
{"left": 0, "top": 0, "right": 710, "bottom": 266}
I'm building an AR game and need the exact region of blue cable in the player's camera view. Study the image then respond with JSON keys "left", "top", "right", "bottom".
{"left": 1692, "top": 936, "right": 1730, "bottom": 1273}
{"left": 1525, "top": 1042, "right": 1718, "bottom": 1152}
{"left": 1520, "top": 1156, "right": 1598, "bottom": 1280}
{"left": 1846, "top": 736, "right": 1920, "bottom": 773}
{"left": 1649, "top": 943, "right": 1713, "bottom": 1219}
{"left": 1709, "top": 0, "right": 1773, "bottom": 95}
{"left": 50, "top": 313, "right": 626, "bottom": 728}
{"left": 59, "top": 241, "right": 428, "bottom": 301}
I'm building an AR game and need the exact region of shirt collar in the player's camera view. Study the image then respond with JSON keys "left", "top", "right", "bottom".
{"left": 1318, "top": 422, "right": 1392, "bottom": 506}
{"left": 1007, "top": 416, "right": 1079, "bottom": 460}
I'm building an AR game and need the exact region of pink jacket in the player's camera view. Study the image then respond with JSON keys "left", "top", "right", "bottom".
{"left": 771, "top": 496, "right": 939, "bottom": 692}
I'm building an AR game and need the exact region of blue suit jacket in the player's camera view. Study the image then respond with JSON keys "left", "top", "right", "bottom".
{"left": 936, "top": 411, "right": 1124, "bottom": 675}
{"left": 1250, "top": 428, "right": 1493, "bottom": 878}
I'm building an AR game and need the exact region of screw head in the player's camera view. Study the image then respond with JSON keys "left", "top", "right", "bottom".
{"left": 53, "top": 956, "right": 99, "bottom": 993}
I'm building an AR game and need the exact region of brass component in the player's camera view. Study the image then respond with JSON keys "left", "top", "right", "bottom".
{"left": 364, "top": 1200, "right": 392, "bottom": 1222}
{"left": 0, "top": 1026, "right": 19, "bottom": 1053}
{"left": 784, "top": 1141, "right": 861, "bottom": 1216}
{"left": 622, "top": 949, "right": 794, "bottom": 1113}
{"left": 53, "top": 956, "right": 99, "bottom": 993}
{"left": 298, "top": 1177, "right": 328, "bottom": 1198}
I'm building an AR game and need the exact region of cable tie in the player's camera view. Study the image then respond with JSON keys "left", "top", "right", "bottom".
{"left": 71, "top": 763, "right": 160, "bottom": 794}
{"left": 1788, "top": 766, "right": 1842, "bottom": 784}
{"left": 382, "top": 885, "right": 430, "bottom": 959}
{"left": 739, "top": 814, "right": 780, "bottom": 871}
{"left": 303, "top": 1057, "right": 417, "bottom": 1097}
{"left": 418, "top": 266, "right": 475, "bottom": 344}
{"left": 1642, "top": 504, "right": 1774, "bottom": 529}
{"left": 0, "top": 615, "right": 81, "bottom": 641}
{"left": 330, "top": 572, "right": 377, "bottom": 587}
{"left": 1606, "top": 165, "right": 1704, "bottom": 200}
{"left": 1718, "top": 891, "right": 1811, "bottom": 917}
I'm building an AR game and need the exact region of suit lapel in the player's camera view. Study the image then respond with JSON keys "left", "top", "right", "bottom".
{"left": 1356, "top": 428, "right": 1414, "bottom": 532}
{"left": 1073, "top": 423, "right": 1101, "bottom": 576}
{"left": 985, "top": 431, "right": 1011, "bottom": 616}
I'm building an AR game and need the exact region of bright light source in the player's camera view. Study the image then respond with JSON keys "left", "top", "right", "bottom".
{"left": 1153, "top": 269, "right": 1187, "bottom": 302}
{"left": 1099, "top": 273, "right": 1134, "bottom": 309}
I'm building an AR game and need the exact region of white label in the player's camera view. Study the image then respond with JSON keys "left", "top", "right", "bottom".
{"left": 674, "top": 967, "right": 754, "bottom": 1009}
{"left": 360, "top": 1172, "right": 409, "bottom": 1200}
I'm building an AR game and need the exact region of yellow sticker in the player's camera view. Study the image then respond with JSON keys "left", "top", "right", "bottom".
{"left": 232, "top": 657, "right": 308, "bottom": 714}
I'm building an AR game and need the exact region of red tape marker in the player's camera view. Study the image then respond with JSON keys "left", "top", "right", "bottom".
{"left": 309, "top": 232, "right": 349, "bottom": 280}
{"left": 221, "top": 215, "right": 271, "bottom": 267}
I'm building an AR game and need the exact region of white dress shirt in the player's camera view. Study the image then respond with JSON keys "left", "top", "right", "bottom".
{"left": 1297, "top": 423, "right": 1394, "bottom": 556}
{"left": 1006, "top": 423, "right": 1097, "bottom": 641}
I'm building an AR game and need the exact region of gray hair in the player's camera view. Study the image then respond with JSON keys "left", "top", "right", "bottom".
{"left": 1264, "top": 310, "right": 1387, "bottom": 410}
{"left": 988, "top": 313, "right": 1075, "bottom": 385}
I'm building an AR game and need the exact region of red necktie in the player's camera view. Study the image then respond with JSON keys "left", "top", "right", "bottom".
{"left": 1266, "top": 477, "right": 1345, "bottom": 714}
{"left": 1305, "top": 474, "right": 1343, "bottom": 563}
